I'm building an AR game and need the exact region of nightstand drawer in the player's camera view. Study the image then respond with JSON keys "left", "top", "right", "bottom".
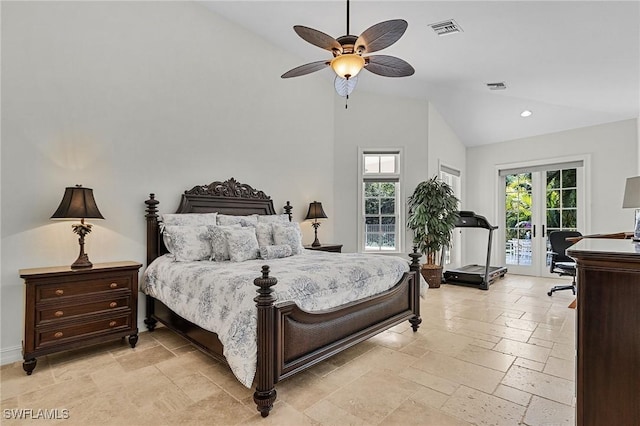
{"left": 37, "top": 314, "right": 131, "bottom": 347}
{"left": 38, "top": 276, "right": 131, "bottom": 301}
{"left": 38, "top": 296, "right": 131, "bottom": 323}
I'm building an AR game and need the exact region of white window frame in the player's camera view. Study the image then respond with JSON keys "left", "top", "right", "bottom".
{"left": 357, "top": 147, "right": 404, "bottom": 253}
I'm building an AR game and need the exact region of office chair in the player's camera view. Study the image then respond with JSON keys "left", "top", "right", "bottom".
{"left": 547, "top": 230, "right": 582, "bottom": 296}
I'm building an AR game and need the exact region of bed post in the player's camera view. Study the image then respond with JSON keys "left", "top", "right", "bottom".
{"left": 284, "top": 201, "right": 293, "bottom": 222}
{"left": 253, "top": 265, "right": 278, "bottom": 417}
{"left": 144, "top": 194, "right": 159, "bottom": 332}
{"left": 408, "top": 247, "right": 423, "bottom": 332}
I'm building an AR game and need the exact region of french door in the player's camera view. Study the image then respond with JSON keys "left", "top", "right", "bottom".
{"left": 501, "top": 161, "right": 585, "bottom": 276}
{"left": 440, "top": 164, "right": 462, "bottom": 270}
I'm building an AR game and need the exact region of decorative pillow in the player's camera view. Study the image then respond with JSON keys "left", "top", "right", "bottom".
{"left": 255, "top": 223, "right": 274, "bottom": 247}
{"left": 225, "top": 228, "right": 260, "bottom": 262}
{"left": 210, "top": 225, "right": 241, "bottom": 261}
{"left": 272, "top": 222, "right": 305, "bottom": 255}
{"left": 162, "top": 225, "right": 213, "bottom": 262}
{"left": 217, "top": 214, "right": 258, "bottom": 227}
{"left": 260, "top": 244, "right": 293, "bottom": 260}
{"left": 257, "top": 214, "right": 290, "bottom": 224}
{"left": 162, "top": 213, "right": 217, "bottom": 227}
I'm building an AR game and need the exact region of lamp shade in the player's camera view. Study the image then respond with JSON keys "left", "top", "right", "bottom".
{"left": 622, "top": 176, "right": 640, "bottom": 208}
{"left": 305, "top": 201, "right": 328, "bottom": 221}
{"left": 330, "top": 54, "right": 365, "bottom": 79}
{"left": 51, "top": 185, "right": 104, "bottom": 220}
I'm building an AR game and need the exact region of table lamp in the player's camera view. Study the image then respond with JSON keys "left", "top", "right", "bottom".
{"left": 622, "top": 176, "right": 640, "bottom": 241}
{"left": 305, "top": 201, "right": 328, "bottom": 247}
{"left": 51, "top": 185, "right": 104, "bottom": 268}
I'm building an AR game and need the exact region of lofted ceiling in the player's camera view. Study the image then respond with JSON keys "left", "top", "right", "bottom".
{"left": 200, "top": 1, "right": 640, "bottom": 147}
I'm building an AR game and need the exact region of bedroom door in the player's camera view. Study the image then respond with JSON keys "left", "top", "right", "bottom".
{"left": 501, "top": 161, "right": 584, "bottom": 277}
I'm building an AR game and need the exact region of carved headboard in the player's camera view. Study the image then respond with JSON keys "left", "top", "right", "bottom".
{"left": 144, "top": 178, "right": 292, "bottom": 266}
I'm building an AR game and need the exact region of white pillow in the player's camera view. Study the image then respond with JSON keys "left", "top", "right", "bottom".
{"left": 210, "top": 225, "right": 241, "bottom": 261}
{"left": 260, "top": 244, "right": 293, "bottom": 260}
{"left": 255, "top": 223, "right": 274, "bottom": 247}
{"left": 162, "top": 213, "right": 217, "bottom": 227}
{"left": 225, "top": 228, "right": 260, "bottom": 262}
{"left": 217, "top": 214, "right": 258, "bottom": 227}
{"left": 272, "top": 222, "right": 305, "bottom": 255}
{"left": 257, "top": 214, "right": 290, "bottom": 224}
{"left": 162, "top": 225, "right": 213, "bottom": 262}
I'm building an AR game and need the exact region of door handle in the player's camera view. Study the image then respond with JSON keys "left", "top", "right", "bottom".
{"left": 542, "top": 224, "right": 545, "bottom": 237}
{"left": 533, "top": 225, "right": 536, "bottom": 238}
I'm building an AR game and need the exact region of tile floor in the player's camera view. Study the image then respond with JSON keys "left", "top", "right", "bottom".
{"left": 1, "top": 274, "right": 577, "bottom": 425}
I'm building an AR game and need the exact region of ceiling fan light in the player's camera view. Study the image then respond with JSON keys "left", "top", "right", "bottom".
{"left": 330, "top": 54, "right": 365, "bottom": 79}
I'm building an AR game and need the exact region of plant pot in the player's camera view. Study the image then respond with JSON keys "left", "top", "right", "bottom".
{"left": 421, "top": 264, "right": 443, "bottom": 288}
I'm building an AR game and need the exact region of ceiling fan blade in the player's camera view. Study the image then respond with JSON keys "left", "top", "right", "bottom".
{"left": 365, "top": 55, "right": 415, "bottom": 77}
{"left": 355, "top": 19, "right": 408, "bottom": 54}
{"left": 334, "top": 75, "right": 358, "bottom": 97}
{"left": 281, "top": 60, "right": 330, "bottom": 79}
{"left": 293, "top": 25, "right": 342, "bottom": 53}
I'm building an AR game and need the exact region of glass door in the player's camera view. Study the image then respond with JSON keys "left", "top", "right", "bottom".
{"left": 502, "top": 164, "right": 583, "bottom": 277}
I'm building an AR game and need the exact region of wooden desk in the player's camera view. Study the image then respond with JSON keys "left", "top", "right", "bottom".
{"left": 567, "top": 239, "right": 640, "bottom": 426}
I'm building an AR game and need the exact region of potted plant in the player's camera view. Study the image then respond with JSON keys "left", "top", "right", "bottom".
{"left": 407, "top": 176, "right": 459, "bottom": 288}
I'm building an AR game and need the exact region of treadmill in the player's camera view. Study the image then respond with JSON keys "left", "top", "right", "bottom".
{"left": 443, "top": 211, "right": 507, "bottom": 290}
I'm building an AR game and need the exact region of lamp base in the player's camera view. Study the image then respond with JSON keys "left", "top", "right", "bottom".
{"left": 311, "top": 222, "right": 321, "bottom": 247}
{"left": 71, "top": 253, "right": 93, "bottom": 269}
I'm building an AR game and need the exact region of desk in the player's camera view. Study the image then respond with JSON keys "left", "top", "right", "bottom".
{"left": 567, "top": 239, "right": 640, "bottom": 426}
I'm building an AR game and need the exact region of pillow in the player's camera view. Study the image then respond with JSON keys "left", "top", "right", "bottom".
{"left": 272, "top": 222, "right": 305, "bottom": 255}
{"left": 217, "top": 214, "right": 258, "bottom": 227}
{"left": 257, "top": 214, "right": 290, "bottom": 224}
{"left": 260, "top": 244, "right": 293, "bottom": 260}
{"left": 162, "top": 213, "right": 217, "bottom": 227}
{"left": 225, "top": 228, "right": 260, "bottom": 262}
{"left": 255, "top": 223, "right": 274, "bottom": 247}
{"left": 162, "top": 225, "right": 213, "bottom": 262}
{"left": 210, "top": 225, "right": 241, "bottom": 261}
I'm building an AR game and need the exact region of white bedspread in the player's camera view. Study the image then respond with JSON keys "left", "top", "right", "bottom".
{"left": 141, "top": 251, "right": 412, "bottom": 387}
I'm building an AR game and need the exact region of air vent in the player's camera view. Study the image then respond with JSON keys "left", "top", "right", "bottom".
{"left": 429, "top": 19, "right": 463, "bottom": 36}
{"left": 486, "top": 82, "right": 507, "bottom": 90}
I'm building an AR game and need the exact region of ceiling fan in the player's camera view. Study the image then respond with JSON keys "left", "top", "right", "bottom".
{"left": 281, "top": 0, "right": 415, "bottom": 99}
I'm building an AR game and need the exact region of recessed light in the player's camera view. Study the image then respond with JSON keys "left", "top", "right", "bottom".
{"left": 520, "top": 110, "right": 532, "bottom": 117}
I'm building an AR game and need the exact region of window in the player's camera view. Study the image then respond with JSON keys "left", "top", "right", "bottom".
{"left": 359, "top": 150, "right": 402, "bottom": 252}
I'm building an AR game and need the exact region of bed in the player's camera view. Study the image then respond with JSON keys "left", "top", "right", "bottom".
{"left": 142, "top": 178, "right": 422, "bottom": 417}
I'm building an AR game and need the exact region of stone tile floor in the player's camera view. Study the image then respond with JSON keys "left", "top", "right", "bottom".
{"left": 1, "top": 274, "right": 576, "bottom": 425}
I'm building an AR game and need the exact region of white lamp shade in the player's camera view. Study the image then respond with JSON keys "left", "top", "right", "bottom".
{"left": 622, "top": 176, "right": 640, "bottom": 208}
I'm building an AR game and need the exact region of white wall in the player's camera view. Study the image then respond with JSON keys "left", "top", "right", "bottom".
{"left": 465, "top": 119, "right": 639, "bottom": 265}
{"left": 427, "top": 103, "right": 466, "bottom": 181}
{"left": 0, "top": 1, "right": 336, "bottom": 363}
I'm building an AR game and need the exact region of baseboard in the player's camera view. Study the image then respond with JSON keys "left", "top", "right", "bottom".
{"left": 1, "top": 345, "right": 22, "bottom": 366}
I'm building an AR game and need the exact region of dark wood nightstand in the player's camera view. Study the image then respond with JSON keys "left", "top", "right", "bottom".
{"left": 304, "top": 244, "right": 343, "bottom": 253}
{"left": 19, "top": 261, "right": 142, "bottom": 375}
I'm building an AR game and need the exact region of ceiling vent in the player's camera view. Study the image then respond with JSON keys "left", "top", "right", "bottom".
{"left": 429, "top": 19, "right": 463, "bottom": 36}
{"left": 486, "top": 82, "right": 507, "bottom": 90}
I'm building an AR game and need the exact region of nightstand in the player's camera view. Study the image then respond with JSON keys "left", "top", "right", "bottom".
{"left": 19, "top": 261, "right": 142, "bottom": 375}
{"left": 304, "top": 244, "right": 343, "bottom": 253}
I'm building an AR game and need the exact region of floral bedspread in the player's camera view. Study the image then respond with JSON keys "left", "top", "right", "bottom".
{"left": 141, "top": 251, "right": 413, "bottom": 387}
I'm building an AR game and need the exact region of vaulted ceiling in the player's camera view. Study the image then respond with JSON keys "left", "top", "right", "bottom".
{"left": 201, "top": 1, "right": 639, "bottom": 146}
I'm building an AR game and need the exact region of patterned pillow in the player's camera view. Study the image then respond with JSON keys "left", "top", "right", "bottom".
{"left": 225, "top": 228, "right": 260, "bottom": 262}
{"left": 257, "top": 214, "right": 290, "bottom": 224}
{"left": 210, "top": 225, "right": 241, "bottom": 261}
{"left": 162, "top": 225, "right": 213, "bottom": 262}
{"left": 255, "top": 223, "right": 274, "bottom": 247}
{"left": 260, "top": 244, "right": 293, "bottom": 260}
{"left": 272, "top": 222, "right": 305, "bottom": 255}
{"left": 217, "top": 214, "right": 258, "bottom": 227}
{"left": 162, "top": 213, "right": 217, "bottom": 227}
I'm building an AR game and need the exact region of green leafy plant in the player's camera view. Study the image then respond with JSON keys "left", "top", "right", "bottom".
{"left": 407, "top": 176, "right": 459, "bottom": 265}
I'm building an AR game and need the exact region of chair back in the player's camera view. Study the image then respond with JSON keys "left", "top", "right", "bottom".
{"left": 549, "top": 230, "right": 582, "bottom": 262}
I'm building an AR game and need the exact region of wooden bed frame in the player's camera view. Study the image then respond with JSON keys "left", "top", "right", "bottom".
{"left": 143, "top": 178, "right": 422, "bottom": 417}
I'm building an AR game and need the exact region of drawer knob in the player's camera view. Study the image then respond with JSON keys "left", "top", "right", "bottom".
{"left": 54, "top": 311, "right": 64, "bottom": 317}
{"left": 109, "top": 302, "right": 117, "bottom": 308}
{"left": 55, "top": 289, "right": 64, "bottom": 296}
{"left": 109, "top": 283, "right": 118, "bottom": 289}
{"left": 54, "top": 331, "right": 63, "bottom": 338}
{"left": 109, "top": 321, "right": 117, "bottom": 327}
